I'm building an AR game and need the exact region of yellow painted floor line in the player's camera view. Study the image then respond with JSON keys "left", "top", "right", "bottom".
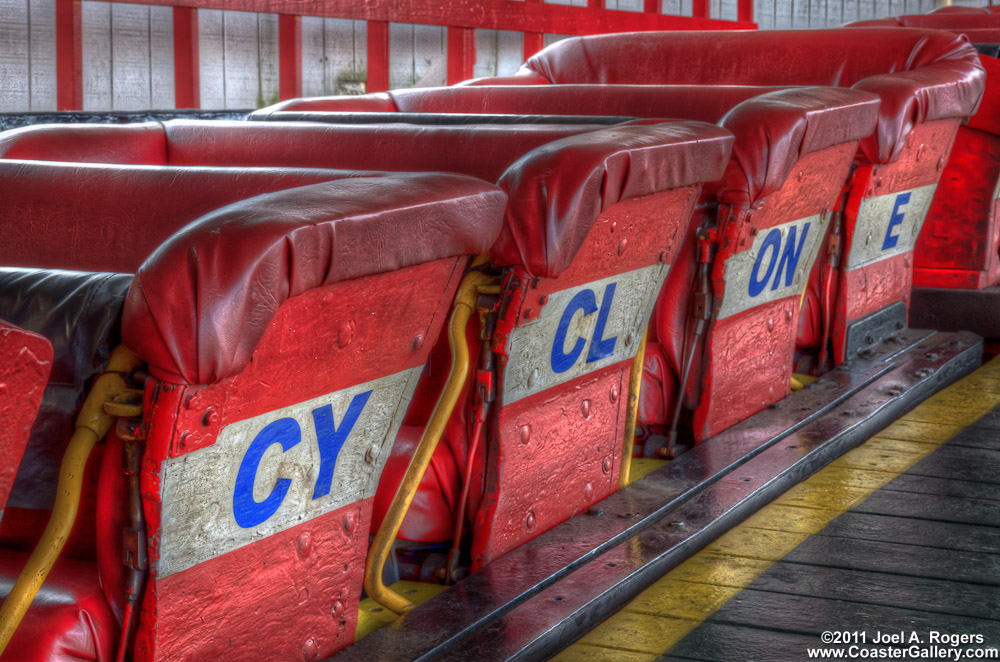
{"left": 355, "top": 580, "right": 447, "bottom": 642}
{"left": 551, "top": 355, "right": 1000, "bottom": 661}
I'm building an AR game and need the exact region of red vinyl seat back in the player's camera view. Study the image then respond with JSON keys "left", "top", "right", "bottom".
{"left": 0, "top": 174, "right": 506, "bottom": 662}
{"left": 463, "top": 28, "right": 984, "bottom": 165}
{"left": 0, "top": 157, "right": 383, "bottom": 274}
{"left": 843, "top": 16, "right": 1000, "bottom": 288}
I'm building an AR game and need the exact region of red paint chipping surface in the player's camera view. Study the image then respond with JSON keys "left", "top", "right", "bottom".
{"left": 135, "top": 259, "right": 465, "bottom": 660}
{"left": 0, "top": 322, "right": 51, "bottom": 511}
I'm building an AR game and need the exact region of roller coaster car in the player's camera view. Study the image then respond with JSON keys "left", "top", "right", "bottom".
{"left": 844, "top": 14, "right": 1000, "bottom": 338}
{"left": 0, "top": 159, "right": 506, "bottom": 661}
{"left": 250, "top": 83, "right": 882, "bottom": 449}
{"left": 0, "top": 116, "right": 732, "bottom": 589}
{"left": 0, "top": 27, "right": 988, "bottom": 662}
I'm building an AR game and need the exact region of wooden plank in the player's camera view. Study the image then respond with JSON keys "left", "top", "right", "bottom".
{"left": 751, "top": 562, "right": 1000, "bottom": 620}
{"left": 904, "top": 455, "right": 1000, "bottom": 485}
{"left": 150, "top": 5, "right": 173, "bottom": 109}
{"left": 782, "top": 536, "right": 1000, "bottom": 586}
{"left": 665, "top": 621, "right": 824, "bottom": 661}
{"left": 81, "top": 0, "right": 110, "bottom": 110}
{"left": 388, "top": 21, "right": 413, "bottom": 88}
{"left": 110, "top": 2, "right": 152, "bottom": 110}
{"left": 221, "top": 10, "right": 260, "bottom": 108}
{"left": 0, "top": 0, "right": 30, "bottom": 111}
{"left": 709, "top": 589, "right": 1000, "bottom": 637}
{"left": 97, "top": 0, "right": 755, "bottom": 34}
{"left": 258, "top": 12, "right": 279, "bottom": 104}
{"left": 818, "top": 512, "right": 1000, "bottom": 555}
{"left": 576, "top": 611, "right": 697, "bottom": 655}
{"left": 299, "top": 15, "right": 323, "bottom": 95}
{"left": 197, "top": 8, "right": 223, "bottom": 108}
{"left": 550, "top": 644, "right": 657, "bottom": 662}
{"left": 853, "top": 489, "right": 1000, "bottom": 526}
{"left": 413, "top": 24, "right": 445, "bottom": 87}
{"left": 30, "top": 0, "right": 58, "bottom": 110}
{"left": 880, "top": 474, "right": 1000, "bottom": 503}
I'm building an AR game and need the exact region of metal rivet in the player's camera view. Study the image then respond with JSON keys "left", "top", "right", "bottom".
{"left": 610, "top": 221, "right": 617, "bottom": 232}
{"left": 179, "top": 433, "right": 188, "bottom": 449}
{"left": 297, "top": 531, "right": 312, "bottom": 559}
{"left": 797, "top": 170, "right": 804, "bottom": 182}
{"left": 539, "top": 294, "right": 548, "bottom": 305}
{"left": 609, "top": 385, "right": 619, "bottom": 404}
{"left": 602, "top": 456, "right": 612, "bottom": 474}
{"left": 528, "top": 368, "right": 539, "bottom": 389}
{"left": 412, "top": 334, "right": 424, "bottom": 351}
{"left": 520, "top": 424, "right": 531, "bottom": 444}
{"left": 298, "top": 587, "right": 310, "bottom": 604}
{"left": 903, "top": 256, "right": 911, "bottom": 268}
{"left": 581, "top": 399, "right": 591, "bottom": 419}
{"left": 626, "top": 333, "right": 634, "bottom": 346}
{"left": 338, "top": 320, "right": 354, "bottom": 348}
{"left": 332, "top": 600, "right": 345, "bottom": 620}
{"left": 937, "top": 156, "right": 945, "bottom": 171}
{"left": 343, "top": 514, "right": 355, "bottom": 534}
{"left": 584, "top": 482, "right": 594, "bottom": 501}
{"left": 618, "top": 237, "right": 628, "bottom": 256}
{"left": 766, "top": 318, "right": 774, "bottom": 332}
{"left": 785, "top": 308, "right": 793, "bottom": 322}
{"left": 202, "top": 407, "right": 218, "bottom": 427}
{"left": 658, "top": 251, "right": 668, "bottom": 264}
{"left": 526, "top": 511, "right": 536, "bottom": 530}
{"left": 302, "top": 637, "right": 320, "bottom": 661}
{"left": 364, "top": 444, "right": 379, "bottom": 464}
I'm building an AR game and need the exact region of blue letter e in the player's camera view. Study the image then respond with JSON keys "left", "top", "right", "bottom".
{"left": 882, "top": 192, "right": 910, "bottom": 251}
{"left": 233, "top": 418, "right": 301, "bottom": 528}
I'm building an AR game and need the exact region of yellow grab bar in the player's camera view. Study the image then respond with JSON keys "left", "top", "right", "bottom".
{"left": 364, "top": 268, "right": 492, "bottom": 614}
{"left": 0, "top": 345, "right": 142, "bottom": 654}
{"left": 619, "top": 327, "right": 648, "bottom": 489}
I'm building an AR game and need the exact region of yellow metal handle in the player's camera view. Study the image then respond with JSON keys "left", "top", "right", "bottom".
{"left": 364, "top": 269, "right": 492, "bottom": 615}
{"left": 0, "top": 345, "right": 142, "bottom": 653}
{"left": 619, "top": 327, "right": 648, "bottom": 489}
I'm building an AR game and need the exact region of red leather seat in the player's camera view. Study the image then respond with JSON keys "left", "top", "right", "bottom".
{"left": 845, "top": 16, "right": 1000, "bottom": 289}
{"left": 249, "top": 82, "right": 881, "bottom": 441}
{"left": 0, "top": 549, "right": 116, "bottom": 662}
{"left": 0, "top": 168, "right": 506, "bottom": 661}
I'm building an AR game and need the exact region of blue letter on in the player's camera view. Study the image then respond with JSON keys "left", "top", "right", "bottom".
{"left": 233, "top": 418, "right": 301, "bottom": 528}
{"left": 312, "top": 390, "right": 372, "bottom": 500}
{"left": 772, "top": 222, "right": 810, "bottom": 290}
{"left": 749, "top": 228, "right": 782, "bottom": 297}
{"left": 586, "top": 282, "right": 618, "bottom": 363}
{"left": 882, "top": 192, "right": 910, "bottom": 251}
{"left": 551, "top": 289, "right": 597, "bottom": 374}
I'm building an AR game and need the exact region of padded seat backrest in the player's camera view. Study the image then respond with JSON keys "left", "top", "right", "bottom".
{"left": 0, "top": 269, "right": 131, "bottom": 558}
{"left": 0, "top": 161, "right": 379, "bottom": 273}
{"left": 0, "top": 120, "right": 733, "bottom": 279}
{"left": 476, "top": 28, "right": 984, "bottom": 163}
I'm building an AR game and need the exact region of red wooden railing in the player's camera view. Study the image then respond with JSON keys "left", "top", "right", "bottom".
{"left": 55, "top": 0, "right": 756, "bottom": 110}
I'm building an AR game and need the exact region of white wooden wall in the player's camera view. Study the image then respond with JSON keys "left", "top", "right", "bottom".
{"left": 0, "top": 0, "right": 991, "bottom": 111}
{"left": 198, "top": 9, "right": 278, "bottom": 110}
{"left": 0, "top": 0, "right": 56, "bottom": 111}
{"left": 82, "top": 1, "right": 174, "bottom": 110}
